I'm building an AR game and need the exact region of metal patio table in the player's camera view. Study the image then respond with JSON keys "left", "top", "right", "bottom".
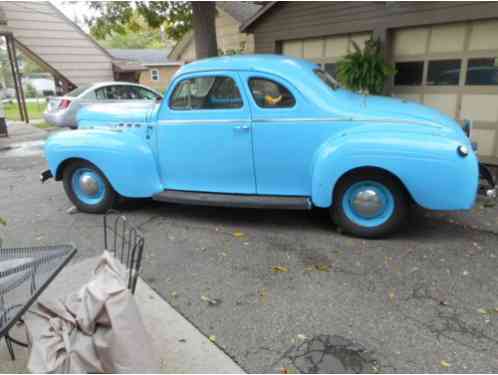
{"left": 0, "top": 244, "right": 77, "bottom": 360}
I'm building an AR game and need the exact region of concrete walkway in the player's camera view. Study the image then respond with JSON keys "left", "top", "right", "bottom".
{"left": 0, "top": 256, "right": 244, "bottom": 373}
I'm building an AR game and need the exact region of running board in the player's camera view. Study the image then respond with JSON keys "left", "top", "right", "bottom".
{"left": 152, "top": 190, "right": 312, "bottom": 210}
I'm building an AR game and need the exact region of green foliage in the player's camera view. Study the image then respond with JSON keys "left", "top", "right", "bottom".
{"left": 94, "top": 11, "right": 168, "bottom": 49}
{"left": 336, "top": 38, "right": 396, "bottom": 95}
{"left": 24, "top": 82, "right": 38, "bottom": 98}
{"left": 87, "top": 1, "right": 192, "bottom": 42}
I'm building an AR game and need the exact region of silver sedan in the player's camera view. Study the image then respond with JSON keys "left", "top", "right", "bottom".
{"left": 43, "top": 82, "right": 162, "bottom": 128}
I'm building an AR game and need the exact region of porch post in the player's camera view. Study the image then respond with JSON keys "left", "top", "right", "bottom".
{"left": 5, "top": 33, "right": 29, "bottom": 123}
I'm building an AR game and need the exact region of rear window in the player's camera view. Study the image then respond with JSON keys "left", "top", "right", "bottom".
{"left": 66, "top": 84, "right": 91, "bottom": 97}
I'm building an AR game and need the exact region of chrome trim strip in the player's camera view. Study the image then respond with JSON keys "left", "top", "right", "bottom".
{"left": 157, "top": 117, "right": 443, "bottom": 129}
{"left": 158, "top": 119, "right": 249, "bottom": 125}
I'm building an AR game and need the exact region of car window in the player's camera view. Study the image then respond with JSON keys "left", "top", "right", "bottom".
{"left": 94, "top": 85, "right": 134, "bottom": 100}
{"left": 248, "top": 78, "right": 295, "bottom": 108}
{"left": 129, "top": 86, "right": 160, "bottom": 100}
{"left": 170, "top": 76, "right": 243, "bottom": 110}
{"left": 66, "top": 84, "right": 91, "bottom": 98}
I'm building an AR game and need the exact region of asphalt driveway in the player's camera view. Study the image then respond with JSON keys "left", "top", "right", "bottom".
{"left": 1, "top": 124, "right": 497, "bottom": 373}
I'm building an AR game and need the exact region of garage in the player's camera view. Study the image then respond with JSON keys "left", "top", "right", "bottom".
{"left": 392, "top": 20, "right": 498, "bottom": 164}
{"left": 281, "top": 32, "right": 371, "bottom": 78}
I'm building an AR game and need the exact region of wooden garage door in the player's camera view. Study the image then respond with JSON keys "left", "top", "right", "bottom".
{"left": 392, "top": 20, "right": 498, "bottom": 164}
{"left": 281, "top": 32, "right": 371, "bottom": 78}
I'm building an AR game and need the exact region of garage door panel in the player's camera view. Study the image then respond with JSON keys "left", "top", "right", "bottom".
{"left": 469, "top": 20, "right": 498, "bottom": 51}
{"left": 429, "top": 23, "right": 466, "bottom": 53}
{"left": 471, "top": 128, "right": 496, "bottom": 156}
{"left": 303, "top": 38, "right": 324, "bottom": 59}
{"left": 282, "top": 40, "right": 303, "bottom": 58}
{"left": 460, "top": 95, "right": 498, "bottom": 122}
{"left": 324, "top": 36, "right": 349, "bottom": 58}
{"left": 393, "top": 27, "right": 429, "bottom": 57}
{"left": 423, "top": 94, "right": 458, "bottom": 117}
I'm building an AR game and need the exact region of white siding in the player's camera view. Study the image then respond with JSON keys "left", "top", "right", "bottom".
{"left": 1, "top": 2, "right": 114, "bottom": 86}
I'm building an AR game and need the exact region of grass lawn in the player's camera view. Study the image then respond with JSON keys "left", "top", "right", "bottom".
{"left": 3, "top": 99, "right": 47, "bottom": 121}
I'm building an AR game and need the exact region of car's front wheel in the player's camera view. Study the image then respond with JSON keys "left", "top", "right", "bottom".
{"left": 331, "top": 170, "right": 408, "bottom": 238}
{"left": 62, "top": 160, "right": 117, "bottom": 213}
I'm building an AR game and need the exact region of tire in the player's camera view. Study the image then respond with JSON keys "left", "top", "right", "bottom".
{"left": 62, "top": 160, "right": 117, "bottom": 214}
{"left": 331, "top": 170, "right": 408, "bottom": 238}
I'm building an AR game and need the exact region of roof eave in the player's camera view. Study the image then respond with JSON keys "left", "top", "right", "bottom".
{"left": 239, "top": 2, "right": 278, "bottom": 32}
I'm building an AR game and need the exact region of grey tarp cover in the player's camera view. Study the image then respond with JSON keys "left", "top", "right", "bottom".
{"left": 24, "top": 251, "right": 159, "bottom": 373}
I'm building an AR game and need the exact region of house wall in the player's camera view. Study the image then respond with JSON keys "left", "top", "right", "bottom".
{"left": 248, "top": 2, "right": 498, "bottom": 54}
{"left": 177, "top": 8, "right": 255, "bottom": 61}
{"left": 0, "top": 1, "right": 114, "bottom": 87}
{"left": 139, "top": 65, "right": 180, "bottom": 93}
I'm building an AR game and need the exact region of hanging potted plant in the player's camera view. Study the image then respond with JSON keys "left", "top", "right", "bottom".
{"left": 336, "top": 37, "right": 396, "bottom": 95}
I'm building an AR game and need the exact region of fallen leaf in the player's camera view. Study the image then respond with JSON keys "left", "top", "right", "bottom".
{"left": 171, "top": 291, "right": 178, "bottom": 298}
{"left": 440, "top": 360, "right": 450, "bottom": 368}
{"left": 233, "top": 231, "right": 245, "bottom": 238}
{"left": 297, "top": 334, "right": 307, "bottom": 340}
{"left": 208, "top": 335, "right": 216, "bottom": 342}
{"left": 315, "top": 264, "right": 330, "bottom": 272}
{"left": 279, "top": 368, "right": 289, "bottom": 374}
{"left": 304, "top": 266, "right": 313, "bottom": 272}
{"left": 272, "top": 266, "right": 288, "bottom": 273}
{"left": 201, "top": 295, "right": 221, "bottom": 306}
{"left": 388, "top": 290, "right": 395, "bottom": 301}
{"left": 478, "top": 308, "right": 488, "bottom": 314}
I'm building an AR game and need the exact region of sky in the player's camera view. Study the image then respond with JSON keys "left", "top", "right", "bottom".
{"left": 50, "top": 1, "right": 98, "bottom": 33}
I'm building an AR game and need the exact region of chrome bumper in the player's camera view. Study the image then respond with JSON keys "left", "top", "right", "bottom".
{"left": 479, "top": 162, "right": 496, "bottom": 200}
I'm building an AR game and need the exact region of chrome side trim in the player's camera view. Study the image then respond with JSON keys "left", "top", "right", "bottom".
{"left": 157, "top": 117, "right": 443, "bottom": 129}
{"left": 158, "top": 119, "right": 249, "bottom": 126}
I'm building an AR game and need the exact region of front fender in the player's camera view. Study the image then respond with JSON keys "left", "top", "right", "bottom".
{"left": 45, "top": 129, "right": 161, "bottom": 198}
{"left": 311, "top": 129, "right": 478, "bottom": 210}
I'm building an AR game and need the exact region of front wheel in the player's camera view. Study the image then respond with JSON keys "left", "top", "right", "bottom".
{"left": 62, "top": 160, "right": 117, "bottom": 213}
{"left": 331, "top": 171, "right": 408, "bottom": 238}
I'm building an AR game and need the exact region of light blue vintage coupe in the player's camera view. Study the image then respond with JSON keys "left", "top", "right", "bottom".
{"left": 41, "top": 55, "right": 494, "bottom": 237}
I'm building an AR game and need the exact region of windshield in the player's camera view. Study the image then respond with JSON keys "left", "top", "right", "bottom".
{"left": 314, "top": 69, "right": 340, "bottom": 90}
{"left": 66, "top": 84, "right": 91, "bottom": 98}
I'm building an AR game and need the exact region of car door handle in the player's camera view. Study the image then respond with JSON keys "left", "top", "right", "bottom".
{"left": 233, "top": 124, "right": 251, "bottom": 131}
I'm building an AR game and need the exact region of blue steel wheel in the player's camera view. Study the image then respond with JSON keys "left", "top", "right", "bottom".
{"left": 332, "top": 171, "right": 408, "bottom": 238}
{"left": 62, "top": 160, "right": 117, "bottom": 214}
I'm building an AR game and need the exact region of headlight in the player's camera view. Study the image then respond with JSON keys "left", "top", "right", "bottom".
{"left": 457, "top": 145, "right": 469, "bottom": 157}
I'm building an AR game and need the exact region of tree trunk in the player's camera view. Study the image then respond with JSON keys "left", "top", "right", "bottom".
{"left": 191, "top": 2, "right": 218, "bottom": 59}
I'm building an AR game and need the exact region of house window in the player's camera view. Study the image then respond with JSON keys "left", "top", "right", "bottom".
{"left": 323, "top": 63, "right": 337, "bottom": 78}
{"left": 394, "top": 61, "right": 424, "bottom": 86}
{"left": 466, "top": 58, "right": 498, "bottom": 85}
{"left": 170, "top": 76, "right": 243, "bottom": 110}
{"left": 427, "top": 59, "right": 461, "bottom": 86}
{"left": 151, "top": 69, "right": 160, "bottom": 81}
{"left": 248, "top": 78, "right": 295, "bottom": 108}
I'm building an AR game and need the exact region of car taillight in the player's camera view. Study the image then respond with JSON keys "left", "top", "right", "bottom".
{"left": 58, "top": 99, "right": 71, "bottom": 110}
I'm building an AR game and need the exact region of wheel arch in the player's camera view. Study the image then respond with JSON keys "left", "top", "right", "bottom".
{"left": 332, "top": 166, "right": 413, "bottom": 205}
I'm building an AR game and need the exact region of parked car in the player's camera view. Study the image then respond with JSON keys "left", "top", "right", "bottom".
{"left": 41, "top": 55, "right": 494, "bottom": 238}
{"left": 43, "top": 82, "right": 162, "bottom": 128}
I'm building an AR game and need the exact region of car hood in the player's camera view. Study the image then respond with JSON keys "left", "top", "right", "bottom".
{"left": 77, "top": 101, "right": 158, "bottom": 128}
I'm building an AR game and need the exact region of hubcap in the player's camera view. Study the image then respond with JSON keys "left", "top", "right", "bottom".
{"left": 351, "top": 188, "right": 383, "bottom": 219}
{"left": 79, "top": 173, "right": 99, "bottom": 196}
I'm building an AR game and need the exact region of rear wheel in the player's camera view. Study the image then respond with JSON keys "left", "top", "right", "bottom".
{"left": 331, "top": 171, "right": 408, "bottom": 238}
{"left": 62, "top": 160, "right": 117, "bottom": 213}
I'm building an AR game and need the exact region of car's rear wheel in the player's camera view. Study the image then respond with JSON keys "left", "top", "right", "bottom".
{"left": 331, "top": 170, "right": 408, "bottom": 238}
{"left": 62, "top": 160, "right": 117, "bottom": 213}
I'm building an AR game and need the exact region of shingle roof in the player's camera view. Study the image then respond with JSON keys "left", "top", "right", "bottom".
{"left": 217, "top": 2, "right": 263, "bottom": 24}
{"left": 108, "top": 48, "right": 179, "bottom": 65}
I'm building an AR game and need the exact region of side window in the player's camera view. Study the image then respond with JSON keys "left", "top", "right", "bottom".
{"left": 169, "top": 76, "right": 243, "bottom": 110}
{"left": 95, "top": 87, "right": 107, "bottom": 100}
{"left": 151, "top": 69, "right": 160, "bottom": 81}
{"left": 248, "top": 78, "right": 295, "bottom": 108}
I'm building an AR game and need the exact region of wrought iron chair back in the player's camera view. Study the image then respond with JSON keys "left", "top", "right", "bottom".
{"left": 103, "top": 212, "right": 144, "bottom": 294}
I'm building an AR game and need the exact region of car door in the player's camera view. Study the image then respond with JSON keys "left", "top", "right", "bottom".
{"left": 156, "top": 71, "right": 256, "bottom": 194}
{"left": 240, "top": 71, "right": 343, "bottom": 196}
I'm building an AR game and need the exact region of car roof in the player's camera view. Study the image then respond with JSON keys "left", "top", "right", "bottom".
{"left": 176, "top": 54, "right": 318, "bottom": 77}
{"left": 74, "top": 81, "right": 162, "bottom": 98}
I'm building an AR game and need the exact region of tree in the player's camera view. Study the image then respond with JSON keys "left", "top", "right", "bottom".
{"left": 87, "top": 1, "right": 218, "bottom": 58}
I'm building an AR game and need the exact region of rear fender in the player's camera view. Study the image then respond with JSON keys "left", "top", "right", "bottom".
{"left": 45, "top": 129, "right": 161, "bottom": 198}
{"left": 311, "top": 129, "right": 478, "bottom": 210}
